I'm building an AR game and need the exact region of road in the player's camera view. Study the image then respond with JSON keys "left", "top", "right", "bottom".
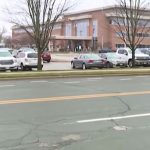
{"left": 0, "top": 76, "right": 150, "bottom": 150}
{"left": 43, "top": 62, "right": 71, "bottom": 70}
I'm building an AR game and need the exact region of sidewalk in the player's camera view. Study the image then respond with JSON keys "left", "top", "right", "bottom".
{"left": 51, "top": 52, "right": 79, "bottom": 62}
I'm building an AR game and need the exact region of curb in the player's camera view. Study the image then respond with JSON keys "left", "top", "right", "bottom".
{"left": 0, "top": 68, "right": 150, "bottom": 80}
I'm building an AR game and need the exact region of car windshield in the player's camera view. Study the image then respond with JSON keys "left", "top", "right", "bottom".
{"left": 27, "top": 53, "right": 37, "bottom": 58}
{"left": 0, "top": 51, "right": 12, "bottom": 57}
{"left": 135, "top": 49, "right": 143, "bottom": 54}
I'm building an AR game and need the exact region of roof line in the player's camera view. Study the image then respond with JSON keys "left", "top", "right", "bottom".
{"left": 65, "top": 5, "right": 150, "bottom": 16}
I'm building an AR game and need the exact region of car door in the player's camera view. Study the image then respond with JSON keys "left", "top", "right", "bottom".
{"left": 75, "top": 55, "right": 84, "bottom": 68}
{"left": 16, "top": 52, "right": 25, "bottom": 65}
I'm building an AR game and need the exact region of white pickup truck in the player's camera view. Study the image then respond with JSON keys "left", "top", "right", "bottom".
{"left": 116, "top": 47, "right": 150, "bottom": 67}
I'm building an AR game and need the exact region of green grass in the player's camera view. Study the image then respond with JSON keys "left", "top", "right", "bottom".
{"left": 0, "top": 68, "right": 150, "bottom": 80}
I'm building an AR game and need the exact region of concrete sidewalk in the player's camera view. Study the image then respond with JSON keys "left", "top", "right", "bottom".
{"left": 51, "top": 52, "right": 79, "bottom": 62}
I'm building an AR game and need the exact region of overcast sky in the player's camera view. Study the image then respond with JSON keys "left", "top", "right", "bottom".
{"left": 0, "top": 0, "right": 116, "bottom": 35}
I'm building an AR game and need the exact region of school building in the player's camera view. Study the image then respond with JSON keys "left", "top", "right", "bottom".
{"left": 12, "top": 6, "right": 150, "bottom": 51}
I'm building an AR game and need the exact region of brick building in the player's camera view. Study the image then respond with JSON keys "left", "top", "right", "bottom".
{"left": 12, "top": 6, "right": 150, "bottom": 51}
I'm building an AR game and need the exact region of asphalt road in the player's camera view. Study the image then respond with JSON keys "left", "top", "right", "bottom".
{"left": 0, "top": 76, "right": 150, "bottom": 150}
{"left": 43, "top": 62, "right": 71, "bottom": 70}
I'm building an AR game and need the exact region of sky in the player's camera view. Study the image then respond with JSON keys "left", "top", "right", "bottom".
{"left": 0, "top": 0, "right": 116, "bottom": 36}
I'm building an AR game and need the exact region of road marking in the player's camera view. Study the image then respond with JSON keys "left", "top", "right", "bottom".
{"left": 0, "top": 90, "right": 150, "bottom": 105}
{"left": 136, "top": 76, "right": 148, "bottom": 78}
{"left": 0, "top": 85, "right": 15, "bottom": 88}
{"left": 87, "top": 78, "right": 103, "bottom": 80}
{"left": 30, "top": 80, "right": 48, "bottom": 83}
{"left": 120, "top": 78, "right": 132, "bottom": 81}
{"left": 113, "top": 126, "right": 128, "bottom": 131}
{"left": 77, "top": 113, "right": 150, "bottom": 123}
{"left": 63, "top": 81, "right": 81, "bottom": 84}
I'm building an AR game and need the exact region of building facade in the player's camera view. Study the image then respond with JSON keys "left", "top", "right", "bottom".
{"left": 12, "top": 6, "right": 150, "bottom": 51}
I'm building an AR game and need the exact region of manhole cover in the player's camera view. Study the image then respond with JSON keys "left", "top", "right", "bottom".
{"left": 113, "top": 126, "right": 128, "bottom": 131}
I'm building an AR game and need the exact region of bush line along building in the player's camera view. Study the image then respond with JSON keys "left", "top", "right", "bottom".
{"left": 12, "top": 6, "right": 150, "bottom": 52}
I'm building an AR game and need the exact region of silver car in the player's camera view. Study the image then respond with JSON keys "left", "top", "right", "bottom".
{"left": 100, "top": 53, "right": 128, "bottom": 67}
{"left": 71, "top": 53, "right": 106, "bottom": 69}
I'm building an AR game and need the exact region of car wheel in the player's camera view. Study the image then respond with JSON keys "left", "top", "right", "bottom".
{"left": 106, "top": 62, "right": 111, "bottom": 68}
{"left": 47, "top": 60, "right": 50, "bottom": 63}
{"left": 128, "top": 60, "right": 133, "bottom": 68}
{"left": 20, "top": 63, "right": 26, "bottom": 71}
{"left": 28, "top": 67, "right": 32, "bottom": 71}
{"left": 71, "top": 62, "right": 75, "bottom": 69}
{"left": 82, "top": 63, "right": 86, "bottom": 70}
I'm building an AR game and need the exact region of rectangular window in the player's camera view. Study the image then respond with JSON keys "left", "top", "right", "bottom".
{"left": 76, "top": 20, "right": 89, "bottom": 37}
{"left": 116, "top": 44, "right": 125, "bottom": 48}
{"left": 93, "top": 20, "right": 98, "bottom": 37}
{"left": 53, "top": 24, "right": 61, "bottom": 29}
{"left": 65, "top": 23, "right": 72, "bottom": 36}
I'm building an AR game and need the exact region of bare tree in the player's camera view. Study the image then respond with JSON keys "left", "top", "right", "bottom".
{"left": 9, "top": 0, "right": 73, "bottom": 70}
{"left": 3, "top": 36, "right": 12, "bottom": 48}
{"left": 113, "top": 0, "right": 150, "bottom": 67}
{"left": 0, "top": 27, "right": 6, "bottom": 43}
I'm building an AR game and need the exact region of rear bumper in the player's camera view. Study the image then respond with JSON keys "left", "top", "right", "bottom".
{"left": 42, "top": 57, "right": 51, "bottom": 61}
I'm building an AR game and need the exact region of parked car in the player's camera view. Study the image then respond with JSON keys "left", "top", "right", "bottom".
{"left": 0, "top": 50, "right": 18, "bottom": 71}
{"left": 16, "top": 51, "right": 43, "bottom": 71}
{"left": 0, "top": 48, "right": 14, "bottom": 54}
{"left": 136, "top": 48, "right": 150, "bottom": 56}
{"left": 71, "top": 53, "right": 106, "bottom": 69}
{"left": 100, "top": 52, "right": 128, "bottom": 67}
{"left": 116, "top": 47, "right": 150, "bottom": 67}
{"left": 41, "top": 50, "right": 51, "bottom": 62}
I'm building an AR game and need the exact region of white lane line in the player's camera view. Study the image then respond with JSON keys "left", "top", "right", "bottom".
{"left": 0, "top": 85, "right": 15, "bottom": 88}
{"left": 87, "top": 78, "right": 103, "bottom": 80}
{"left": 63, "top": 81, "right": 81, "bottom": 84}
{"left": 77, "top": 113, "right": 150, "bottom": 124}
{"left": 120, "top": 78, "right": 132, "bottom": 81}
{"left": 30, "top": 80, "right": 48, "bottom": 83}
{"left": 135, "top": 76, "right": 148, "bottom": 78}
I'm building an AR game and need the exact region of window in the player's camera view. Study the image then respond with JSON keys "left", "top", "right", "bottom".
{"left": 76, "top": 20, "right": 89, "bottom": 37}
{"left": 17, "top": 53, "right": 25, "bottom": 58}
{"left": 0, "top": 51, "right": 12, "bottom": 57}
{"left": 93, "top": 20, "right": 98, "bottom": 37}
{"left": 53, "top": 24, "right": 61, "bottom": 29}
{"left": 27, "top": 53, "right": 37, "bottom": 58}
{"left": 65, "top": 23, "right": 72, "bottom": 36}
{"left": 116, "top": 44, "right": 125, "bottom": 48}
{"left": 118, "top": 49, "right": 125, "bottom": 54}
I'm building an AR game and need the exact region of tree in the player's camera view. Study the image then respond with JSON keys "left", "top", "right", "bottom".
{"left": 9, "top": 0, "right": 73, "bottom": 70}
{"left": 0, "top": 27, "right": 6, "bottom": 43}
{"left": 3, "top": 36, "right": 12, "bottom": 48}
{"left": 113, "top": 0, "right": 150, "bottom": 67}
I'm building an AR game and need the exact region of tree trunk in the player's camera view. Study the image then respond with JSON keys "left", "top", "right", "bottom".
{"left": 37, "top": 49, "right": 42, "bottom": 71}
{"left": 131, "top": 48, "right": 136, "bottom": 68}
